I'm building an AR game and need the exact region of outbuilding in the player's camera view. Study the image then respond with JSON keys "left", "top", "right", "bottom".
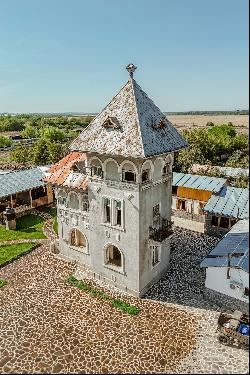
{"left": 200, "top": 219, "right": 249, "bottom": 313}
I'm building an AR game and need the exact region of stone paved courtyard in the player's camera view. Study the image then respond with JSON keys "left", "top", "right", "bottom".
{"left": 144, "top": 228, "right": 249, "bottom": 374}
{"left": 0, "top": 228, "right": 249, "bottom": 374}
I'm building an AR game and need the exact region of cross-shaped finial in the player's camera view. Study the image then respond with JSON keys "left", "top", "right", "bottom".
{"left": 126, "top": 63, "right": 137, "bottom": 78}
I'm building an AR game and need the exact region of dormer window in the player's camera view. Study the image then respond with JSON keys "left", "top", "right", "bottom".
{"left": 158, "top": 117, "right": 167, "bottom": 129}
{"left": 152, "top": 117, "right": 167, "bottom": 130}
{"left": 102, "top": 117, "right": 121, "bottom": 129}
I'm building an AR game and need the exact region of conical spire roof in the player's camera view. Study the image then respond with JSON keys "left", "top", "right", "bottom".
{"left": 70, "top": 72, "right": 188, "bottom": 158}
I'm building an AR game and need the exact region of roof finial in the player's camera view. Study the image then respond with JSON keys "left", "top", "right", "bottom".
{"left": 126, "top": 63, "right": 137, "bottom": 78}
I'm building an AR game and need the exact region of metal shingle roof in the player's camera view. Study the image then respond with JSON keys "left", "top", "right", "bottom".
{"left": 70, "top": 78, "right": 188, "bottom": 158}
{"left": 200, "top": 219, "right": 249, "bottom": 273}
{"left": 204, "top": 186, "right": 249, "bottom": 219}
{"left": 0, "top": 167, "right": 46, "bottom": 199}
{"left": 172, "top": 172, "right": 226, "bottom": 193}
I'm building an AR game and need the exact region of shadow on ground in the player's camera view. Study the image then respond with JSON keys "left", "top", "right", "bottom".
{"left": 143, "top": 228, "right": 223, "bottom": 312}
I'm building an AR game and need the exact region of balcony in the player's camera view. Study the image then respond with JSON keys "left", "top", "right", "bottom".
{"left": 149, "top": 218, "right": 173, "bottom": 242}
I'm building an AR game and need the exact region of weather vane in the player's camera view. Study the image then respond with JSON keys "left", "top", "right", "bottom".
{"left": 126, "top": 63, "right": 137, "bottom": 78}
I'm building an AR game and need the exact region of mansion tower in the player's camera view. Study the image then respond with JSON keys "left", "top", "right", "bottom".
{"left": 46, "top": 64, "right": 188, "bottom": 296}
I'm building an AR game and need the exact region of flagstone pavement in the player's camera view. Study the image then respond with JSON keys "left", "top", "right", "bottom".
{"left": 0, "top": 227, "right": 249, "bottom": 374}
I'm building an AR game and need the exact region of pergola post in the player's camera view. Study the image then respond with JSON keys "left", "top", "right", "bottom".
{"left": 29, "top": 189, "right": 33, "bottom": 208}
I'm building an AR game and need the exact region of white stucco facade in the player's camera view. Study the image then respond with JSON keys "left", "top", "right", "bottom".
{"left": 205, "top": 266, "right": 249, "bottom": 304}
{"left": 56, "top": 153, "right": 174, "bottom": 296}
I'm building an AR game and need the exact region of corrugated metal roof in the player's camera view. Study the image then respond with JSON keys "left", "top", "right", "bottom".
{"left": 200, "top": 219, "right": 249, "bottom": 273}
{"left": 44, "top": 152, "right": 88, "bottom": 191}
{"left": 70, "top": 78, "right": 188, "bottom": 158}
{"left": 204, "top": 186, "right": 249, "bottom": 219}
{"left": 0, "top": 167, "right": 46, "bottom": 199}
{"left": 172, "top": 172, "right": 226, "bottom": 193}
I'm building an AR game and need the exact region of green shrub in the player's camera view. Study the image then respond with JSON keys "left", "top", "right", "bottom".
{"left": 0, "top": 279, "right": 8, "bottom": 288}
{"left": 66, "top": 275, "right": 140, "bottom": 316}
{"left": 0, "top": 135, "right": 13, "bottom": 148}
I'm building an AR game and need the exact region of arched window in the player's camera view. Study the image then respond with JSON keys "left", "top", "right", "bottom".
{"left": 69, "top": 193, "right": 79, "bottom": 211}
{"left": 121, "top": 162, "right": 137, "bottom": 183}
{"left": 105, "top": 159, "right": 119, "bottom": 181}
{"left": 57, "top": 189, "right": 67, "bottom": 206}
{"left": 82, "top": 199, "right": 89, "bottom": 212}
{"left": 163, "top": 155, "right": 173, "bottom": 176}
{"left": 163, "top": 162, "right": 171, "bottom": 176}
{"left": 106, "top": 245, "right": 122, "bottom": 267}
{"left": 141, "top": 161, "right": 153, "bottom": 183}
{"left": 153, "top": 158, "right": 164, "bottom": 181}
{"left": 90, "top": 158, "right": 103, "bottom": 178}
{"left": 70, "top": 229, "right": 87, "bottom": 248}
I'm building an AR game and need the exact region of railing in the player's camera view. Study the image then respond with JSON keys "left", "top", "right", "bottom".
{"left": 171, "top": 209, "right": 206, "bottom": 223}
{"left": 105, "top": 179, "right": 138, "bottom": 191}
{"left": 149, "top": 218, "right": 174, "bottom": 242}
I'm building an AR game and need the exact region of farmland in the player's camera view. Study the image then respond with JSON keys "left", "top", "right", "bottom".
{"left": 167, "top": 114, "right": 249, "bottom": 134}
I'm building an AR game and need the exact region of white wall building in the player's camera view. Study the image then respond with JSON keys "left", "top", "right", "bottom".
{"left": 200, "top": 219, "right": 249, "bottom": 312}
{"left": 46, "top": 64, "right": 188, "bottom": 297}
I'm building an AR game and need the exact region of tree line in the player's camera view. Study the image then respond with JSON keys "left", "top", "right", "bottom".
{"left": 3, "top": 122, "right": 249, "bottom": 189}
{"left": 0, "top": 114, "right": 92, "bottom": 133}
{"left": 173, "top": 124, "right": 249, "bottom": 188}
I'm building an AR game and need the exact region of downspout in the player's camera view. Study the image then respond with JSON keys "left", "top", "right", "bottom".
{"left": 227, "top": 253, "right": 231, "bottom": 279}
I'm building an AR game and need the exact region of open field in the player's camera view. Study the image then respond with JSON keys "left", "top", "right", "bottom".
{"left": 167, "top": 114, "right": 249, "bottom": 134}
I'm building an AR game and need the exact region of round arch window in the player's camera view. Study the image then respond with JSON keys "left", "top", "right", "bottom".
{"left": 106, "top": 245, "right": 122, "bottom": 267}
{"left": 69, "top": 193, "right": 80, "bottom": 210}
{"left": 70, "top": 229, "right": 87, "bottom": 248}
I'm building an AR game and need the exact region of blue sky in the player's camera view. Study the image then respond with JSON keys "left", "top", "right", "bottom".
{"left": 0, "top": 0, "right": 248, "bottom": 113}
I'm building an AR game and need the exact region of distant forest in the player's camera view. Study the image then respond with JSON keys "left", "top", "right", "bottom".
{"left": 1, "top": 110, "right": 249, "bottom": 117}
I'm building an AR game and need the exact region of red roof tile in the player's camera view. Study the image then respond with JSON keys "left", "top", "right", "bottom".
{"left": 44, "top": 152, "right": 88, "bottom": 191}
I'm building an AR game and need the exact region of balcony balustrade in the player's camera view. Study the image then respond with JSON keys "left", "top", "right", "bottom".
{"left": 149, "top": 218, "right": 173, "bottom": 242}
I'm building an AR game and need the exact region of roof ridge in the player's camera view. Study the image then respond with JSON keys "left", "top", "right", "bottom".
{"left": 129, "top": 78, "right": 145, "bottom": 157}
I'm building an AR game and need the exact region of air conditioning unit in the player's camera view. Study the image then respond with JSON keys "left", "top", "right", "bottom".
{"left": 229, "top": 281, "right": 243, "bottom": 291}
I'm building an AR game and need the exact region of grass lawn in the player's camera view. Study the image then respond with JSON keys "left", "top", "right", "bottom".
{"left": 53, "top": 218, "right": 58, "bottom": 235}
{"left": 0, "top": 243, "right": 38, "bottom": 267}
{"left": 0, "top": 214, "right": 46, "bottom": 242}
{"left": 0, "top": 279, "right": 8, "bottom": 288}
{"left": 41, "top": 206, "right": 57, "bottom": 218}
